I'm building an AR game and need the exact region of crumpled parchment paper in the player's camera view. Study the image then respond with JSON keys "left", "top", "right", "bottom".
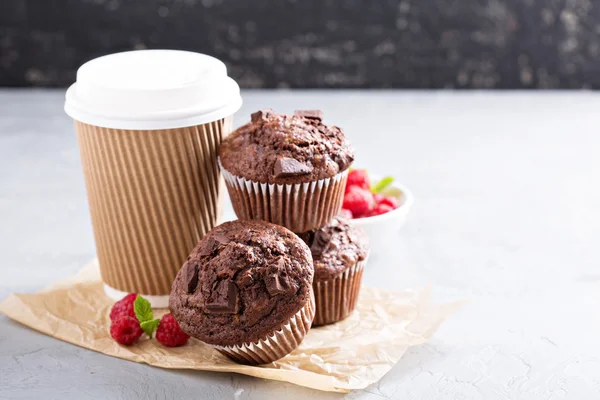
{"left": 0, "top": 260, "right": 461, "bottom": 393}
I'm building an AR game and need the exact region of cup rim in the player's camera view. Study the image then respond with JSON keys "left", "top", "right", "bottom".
{"left": 64, "top": 49, "right": 242, "bottom": 130}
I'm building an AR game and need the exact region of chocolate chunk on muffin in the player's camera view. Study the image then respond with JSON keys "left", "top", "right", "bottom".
{"left": 218, "top": 109, "right": 354, "bottom": 231}
{"left": 220, "top": 109, "right": 354, "bottom": 185}
{"left": 170, "top": 219, "right": 315, "bottom": 364}
{"left": 298, "top": 215, "right": 369, "bottom": 326}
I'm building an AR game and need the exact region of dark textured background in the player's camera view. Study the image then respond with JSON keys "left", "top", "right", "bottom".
{"left": 1, "top": 0, "right": 599, "bottom": 88}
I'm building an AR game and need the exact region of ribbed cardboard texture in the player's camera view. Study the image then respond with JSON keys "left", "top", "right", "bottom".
{"left": 313, "top": 259, "right": 366, "bottom": 326}
{"left": 221, "top": 164, "right": 348, "bottom": 232}
{"left": 75, "top": 117, "right": 232, "bottom": 296}
{"left": 214, "top": 291, "right": 316, "bottom": 365}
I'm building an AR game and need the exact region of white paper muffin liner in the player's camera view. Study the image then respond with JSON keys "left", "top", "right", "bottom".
{"left": 219, "top": 160, "right": 348, "bottom": 232}
{"left": 313, "top": 258, "right": 366, "bottom": 326}
{"left": 213, "top": 290, "right": 316, "bottom": 365}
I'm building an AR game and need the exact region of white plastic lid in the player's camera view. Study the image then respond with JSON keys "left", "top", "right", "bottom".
{"left": 64, "top": 50, "right": 242, "bottom": 130}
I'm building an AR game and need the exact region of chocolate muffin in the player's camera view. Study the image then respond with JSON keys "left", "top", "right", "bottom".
{"left": 298, "top": 216, "right": 369, "bottom": 326}
{"left": 170, "top": 219, "right": 315, "bottom": 365}
{"left": 218, "top": 109, "right": 354, "bottom": 232}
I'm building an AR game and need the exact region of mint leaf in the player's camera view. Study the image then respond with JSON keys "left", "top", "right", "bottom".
{"left": 140, "top": 318, "right": 160, "bottom": 338}
{"left": 133, "top": 296, "right": 153, "bottom": 323}
{"left": 372, "top": 176, "right": 395, "bottom": 194}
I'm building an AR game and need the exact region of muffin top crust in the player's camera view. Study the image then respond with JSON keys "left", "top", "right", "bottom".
{"left": 170, "top": 219, "right": 314, "bottom": 346}
{"left": 219, "top": 109, "right": 354, "bottom": 184}
{"left": 298, "top": 216, "right": 369, "bottom": 281}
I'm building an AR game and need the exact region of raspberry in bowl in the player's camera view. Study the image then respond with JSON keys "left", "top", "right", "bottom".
{"left": 342, "top": 169, "right": 413, "bottom": 257}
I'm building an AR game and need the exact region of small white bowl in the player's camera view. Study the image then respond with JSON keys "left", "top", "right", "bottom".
{"left": 348, "top": 181, "right": 414, "bottom": 258}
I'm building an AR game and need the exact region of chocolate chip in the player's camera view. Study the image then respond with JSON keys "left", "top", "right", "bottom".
{"left": 198, "top": 232, "right": 230, "bottom": 256}
{"left": 334, "top": 153, "right": 353, "bottom": 172}
{"left": 185, "top": 264, "right": 199, "bottom": 294}
{"left": 297, "top": 229, "right": 331, "bottom": 256}
{"left": 251, "top": 109, "right": 273, "bottom": 122}
{"left": 294, "top": 110, "right": 323, "bottom": 121}
{"left": 239, "top": 270, "right": 254, "bottom": 286}
{"left": 265, "top": 273, "right": 292, "bottom": 297}
{"left": 212, "top": 232, "right": 230, "bottom": 246}
{"left": 198, "top": 244, "right": 214, "bottom": 257}
{"left": 206, "top": 280, "right": 239, "bottom": 314}
{"left": 297, "top": 231, "right": 314, "bottom": 247}
{"left": 274, "top": 157, "right": 312, "bottom": 179}
{"left": 340, "top": 252, "right": 356, "bottom": 266}
{"left": 262, "top": 257, "right": 295, "bottom": 297}
{"left": 310, "top": 229, "right": 331, "bottom": 257}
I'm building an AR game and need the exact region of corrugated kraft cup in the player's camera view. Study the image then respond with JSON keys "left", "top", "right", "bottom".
{"left": 64, "top": 50, "right": 242, "bottom": 307}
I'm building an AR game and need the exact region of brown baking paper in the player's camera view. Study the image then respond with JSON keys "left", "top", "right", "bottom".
{"left": 0, "top": 260, "right": 462, "bottom": 393}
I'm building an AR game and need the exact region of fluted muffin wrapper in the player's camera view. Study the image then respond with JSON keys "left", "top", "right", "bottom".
{"left": 213, "top": 290, "right": 316, "bottom": 365}
{"left": 219, "top": 160, "right": 348, "bottom": 232}
{"left": 313, "top": 258, "right": 367, "bottom": 326}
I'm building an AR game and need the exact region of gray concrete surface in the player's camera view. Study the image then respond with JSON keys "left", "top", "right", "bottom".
{"left": 1, "top": 90, "right": 599, "bottom": 399}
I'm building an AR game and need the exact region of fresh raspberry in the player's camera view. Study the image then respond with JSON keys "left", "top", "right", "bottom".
{"left": 110, "top": 316, "right": 143, "bottom": 345}
{"left": 346, "top": 169, "right": 370, "bottom": 192}
{"left": 156, "top": 313, "right": 189, "bottom": 347}
{"left": 342, "top": 186, "right": 375, "bottom": 218}
{"left": 368, "top": 203, "right": 395, "bottom": 217}
{"left": 339, "top": 208, "right": 353, "bottom": 219}
{"left": 109, "top": 293, "right": 138, "bottom": 321}
{"left": 374, "top": 194, "right": 399, "bottom": 209}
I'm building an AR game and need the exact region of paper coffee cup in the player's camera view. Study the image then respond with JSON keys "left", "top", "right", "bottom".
{"left": 65, "top": 50, "right": 242, "bottom": 307}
